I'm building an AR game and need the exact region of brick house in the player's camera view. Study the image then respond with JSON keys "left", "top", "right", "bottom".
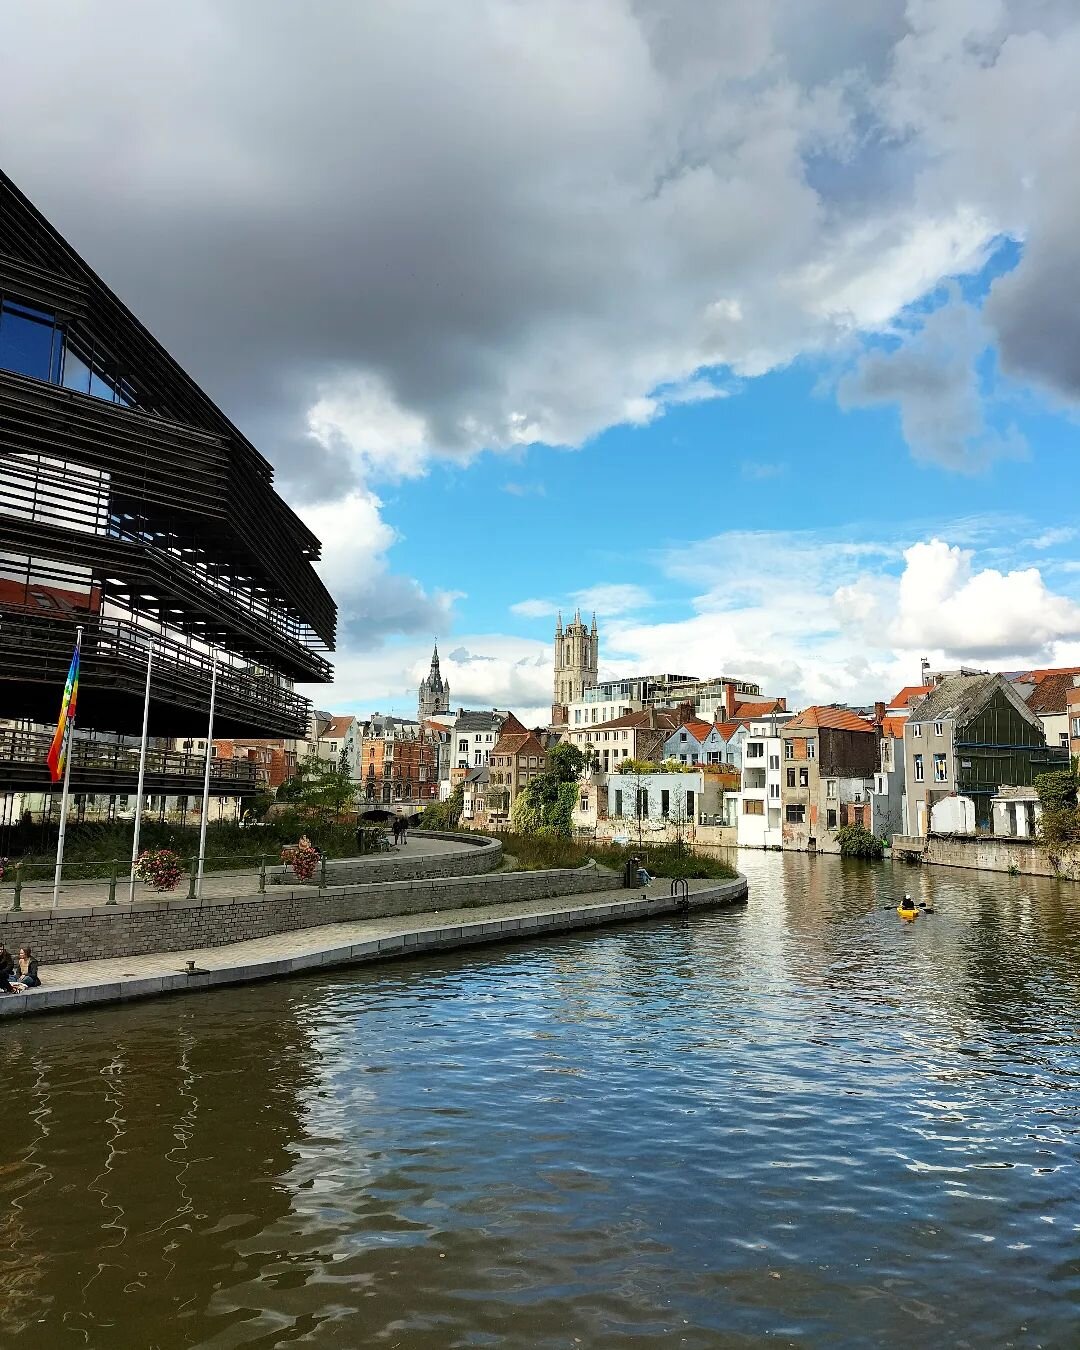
{"left": 485, "top": 727, "right": 549, "bottom": 826}
{"left": 780, "top": 706, "right": 878, "bottom": 852}
{"left": 359, "top": 726, "right": 438, "bottom": 806}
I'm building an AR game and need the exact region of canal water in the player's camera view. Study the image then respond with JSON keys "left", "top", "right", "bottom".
{"left": 2, "top": 852, "right": 1078, "bottom": 1347}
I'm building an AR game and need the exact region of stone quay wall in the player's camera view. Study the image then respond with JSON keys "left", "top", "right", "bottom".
{"left": 891, "top": 833, "right": 1080, "bottom": 882}
{"left": 0, "top": 862, "right": 623, "bottom": 966}
{"left": 317, "top": 830, "right": 501, "bottom": 886}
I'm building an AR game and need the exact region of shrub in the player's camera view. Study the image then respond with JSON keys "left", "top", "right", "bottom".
{"left": 488, "top": 830, "right": 737, "bottom": 880}
{"left": 835, "top": 824, "right": 885, "bottom": 860}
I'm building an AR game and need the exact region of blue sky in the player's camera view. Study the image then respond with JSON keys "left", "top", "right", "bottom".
{"left": 2, "top": 0, "right": 1078, "bottom": 721}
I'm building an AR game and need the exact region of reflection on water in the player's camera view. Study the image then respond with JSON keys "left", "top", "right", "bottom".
{"left": 2, "top": 852, "right": 1079, "bottom": 1347}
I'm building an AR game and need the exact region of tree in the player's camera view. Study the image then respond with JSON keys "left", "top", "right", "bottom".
{"left": 420, "top": 784, "right": 463, "bottom": 830}
{"left": 835, "top": 823, "right": 885, "bottom": 860}
{"left": 510, "top": 743, "right": 583, "bottom": 838}
{"left": 1036, "top": 769, "right": 1080, "bottom": 863}
{"left": 547, "top": 741, "right": 585, "bottom": 783}
{"left": 276, "top": 756, "right": 356, "bottom": 817}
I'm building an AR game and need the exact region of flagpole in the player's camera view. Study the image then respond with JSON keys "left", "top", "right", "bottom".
{"left": 195, "top": 652, "right": 218, "bottom": 899}
{"left": 128, "top": 644, "right": 154, "bottom": 903}
{"left": 52, "top": 623, "right": 84, "bottom": 909}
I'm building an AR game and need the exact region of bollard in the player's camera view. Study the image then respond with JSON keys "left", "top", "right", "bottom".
{"left": 259, "top": 855, "right": 267, "bottom": 894}
{"left": 107, "top": 859, "right": 118, "bottom": 905}
{"left": 187, "top": 856, "right": 197, "bottom": 899}
{"left": 12, "top": 873, "right": 22, "bottom": 912}
{"left": 319, "top": 852, "right": 328, "bottom": 889}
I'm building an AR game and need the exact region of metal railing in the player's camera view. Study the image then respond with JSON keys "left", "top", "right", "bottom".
{"left": 0, "top": 727, "right": 260, "bottom": 786}
{"left": 1, "top": 849, "right": 330, "bottom": 911}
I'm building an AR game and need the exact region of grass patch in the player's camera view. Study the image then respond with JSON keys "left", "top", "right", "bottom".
{"left": 484, "top": 831, "right": 737, "bottom": 881}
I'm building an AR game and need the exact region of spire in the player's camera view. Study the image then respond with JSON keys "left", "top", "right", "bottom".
{"left": 556, "top": 610, "right": 563, "bottom": 636}
{"left": 574, "top": 606, "right": 581, "bottom": 625}
{"left": 430, "top": 641, "right": 440, "bottom": 674}
{"left": 591, "top": 611, "right": 597, "bottom": 635}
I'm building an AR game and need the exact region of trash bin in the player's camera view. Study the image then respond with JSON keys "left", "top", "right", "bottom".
{"left": 624, "top": 856, "right": 640, "bottom": 888}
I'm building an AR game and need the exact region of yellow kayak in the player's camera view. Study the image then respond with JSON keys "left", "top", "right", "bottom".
{"left": 897, "top": 905, "right": 918, "bottom": 921}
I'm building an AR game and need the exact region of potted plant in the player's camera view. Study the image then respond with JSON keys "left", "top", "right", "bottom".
{"left": 134, "top": 847, "right": 184, "bottom": 892}
{"left": 282, "top": 834, "right": 321, "bottom": 882}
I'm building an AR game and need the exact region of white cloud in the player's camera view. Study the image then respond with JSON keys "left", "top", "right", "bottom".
{"left": 572, "top": 584, "right": 653, "bottom": 618}
{"left": 298, "top": 489, "right": 456, "bottom": 649}
{"left": 510, "top": 599, "right": 558, "bottom": 619}
{"left": 889, "top": 539, "right": 1080, "bottom": 659}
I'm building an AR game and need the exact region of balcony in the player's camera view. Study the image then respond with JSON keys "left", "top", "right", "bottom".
{"left": 0, "top": 609, "right": 311, "bottom": 738}
{"left": 0, "top": 726, "right": 259, "bottom": 795}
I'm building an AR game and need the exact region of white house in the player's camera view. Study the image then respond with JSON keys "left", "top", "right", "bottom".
{"left": 735, "top": 720, "right": 784, "bottom": 848}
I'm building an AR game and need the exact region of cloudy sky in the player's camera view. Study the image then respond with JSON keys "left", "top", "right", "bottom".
{"left": 4, "top": 0, "right": 1079, "bottom": 722}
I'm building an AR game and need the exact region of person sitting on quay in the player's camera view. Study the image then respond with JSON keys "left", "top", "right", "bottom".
{"left": 0, "top": 942, "right": 13, "bottom": 994}
{"left": 10, "top": 946, "right": 40, "bottom": 991}
{"left": 637, "top": 865, "right": 655, "bottom": 887}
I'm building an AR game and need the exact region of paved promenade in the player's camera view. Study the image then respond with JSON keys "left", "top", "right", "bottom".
{"left": 6, "top": 834, "right": 469, "bottom": 911}
{"left": 0, "top": 875, "right": 747, "bottom": 1018}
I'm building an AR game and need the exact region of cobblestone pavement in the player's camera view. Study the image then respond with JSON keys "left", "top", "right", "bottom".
{"left": 0, "top": 876, "right": 747, "bottom": 1018}
{"left": 5, "top": 834, "right": 474, "bottom": 912}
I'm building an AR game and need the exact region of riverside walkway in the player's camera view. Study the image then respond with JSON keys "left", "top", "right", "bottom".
{"left": 0, "top": 875, "right": 747, "bottom": 1018}
{"left": 7, "top": 834, "right": 470, "bottom": 911}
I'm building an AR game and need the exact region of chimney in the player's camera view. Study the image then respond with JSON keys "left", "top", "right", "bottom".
{"left": 724, "top": 684, "right": 736, "bottom": 720}
{"left": 920, "top": 657, "right": 930, "bottom": 685}
{"left": 874, "top": 701, "right": 885, "bottom": 729}
{"left": 648, "top": 707, "right": 657, "bottom": 729}
{"left": 677, "top": 699, "right": 695, "bottom": 726}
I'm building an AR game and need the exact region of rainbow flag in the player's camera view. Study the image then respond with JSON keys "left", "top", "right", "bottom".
{"left": 46, "top": 636, "right": 81, "bottom": 783}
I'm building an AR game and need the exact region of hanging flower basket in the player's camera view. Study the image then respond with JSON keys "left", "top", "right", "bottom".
{"left": 134, "top": 847, "right": 183, "bottom": 892}
{"left": 283, "top": 835, "right": 321, "bottom": 883}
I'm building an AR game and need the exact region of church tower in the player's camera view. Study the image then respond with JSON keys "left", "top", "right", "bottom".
{"left": 418, "top": 643, "right": 450, "bottom": 721}
{"left": 551, "top": 609, "right": 598, "bottom": 723}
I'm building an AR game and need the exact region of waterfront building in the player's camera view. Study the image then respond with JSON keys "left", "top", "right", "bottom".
{"left": 1069, "top": 678, "right": 1080, "bottom": 761}
{"left": 590, "top": 768, "right": 720, "bottom": 836}
{"left": 451, "top": 708, "right": 515, "bottom": 772}
{"left": 359, "top": 723, "right": 437, "bottom": 806}
{"left": 418, "top": 643, "right": 450, "bottom": 721}
{"left": 308, "top": 713, "right": 355, "bottom": 770}
{"left": 902, "top": 673, "right": 1069, "bottom": 835}
{"left": 1009, "top": 667, "right": 1080, "bottom": 753}
{"left": 780, "top": 707, "right": 878, "bottom": 852}
{"left": 735, "top": 718, "right": 785, "bottom": 847}
{"left": 564, "top": 671, "right": 779, "bottom": 731}
{"left": 567, "top": 708, "right": 680, "bottom": 772}
{"left": 485, "top": 724, "right": 548, "bottom": 826}
{"left": 0, "top": 170, "right": 334, "bottom": 814}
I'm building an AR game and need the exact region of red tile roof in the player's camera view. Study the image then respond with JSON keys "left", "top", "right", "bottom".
{"left": 711, "top": 720, "right": 742, "bottom": 741}
{"left": 882, "top": 715, "right": 907, "bottom": 740}
{"left": 675, "top": 718, "right": 714, "bottom": 742}
{"left": 1024, "top": 672, "right": 1077, "bottom": 715}
{"left": 784, "top": 706, "right": 876, "bottom": 733}
{"left": 734, "top": 698, "right": 786, "bottom": 718}
{"left": 888, "top": 685, "right": 933, "bottom": 711}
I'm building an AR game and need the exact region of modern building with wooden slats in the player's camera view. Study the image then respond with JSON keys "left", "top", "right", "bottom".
{"left": 0, "top": 169, "right": 335, "bottom": 797}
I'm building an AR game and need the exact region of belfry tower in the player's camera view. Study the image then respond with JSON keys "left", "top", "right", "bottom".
{"left": 551, "top": 609, "right": 598, "bottom": 723}
{"left": 418, "top": 643, "right": 450, "bottom": 721}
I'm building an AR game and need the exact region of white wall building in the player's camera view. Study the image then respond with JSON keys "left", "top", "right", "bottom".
{"left": 735, "top": 720, "right": 784, "bottom": 848}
